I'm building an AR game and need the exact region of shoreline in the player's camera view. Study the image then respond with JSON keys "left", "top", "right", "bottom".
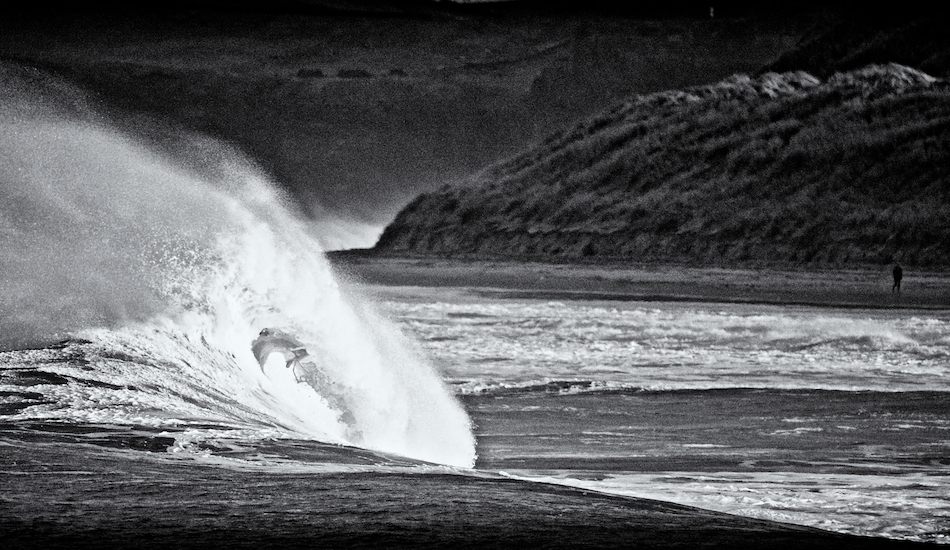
{"left": 328, "top": 253, "right": 950, "bottom": 310}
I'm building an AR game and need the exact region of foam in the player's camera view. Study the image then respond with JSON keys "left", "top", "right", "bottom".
{"left": 502, "top": 470, "right": 950, "bottom": 543}
{"left": 383, "top": 295, "right": 950, "bottom": 393}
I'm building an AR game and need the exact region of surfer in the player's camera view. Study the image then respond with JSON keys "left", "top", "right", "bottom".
{"left": 251, "top": 328, "right": 310, "bottom": 380}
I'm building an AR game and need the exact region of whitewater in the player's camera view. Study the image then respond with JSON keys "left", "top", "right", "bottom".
{"left": 0, "top": 62, "right": 475, "bottom": 468}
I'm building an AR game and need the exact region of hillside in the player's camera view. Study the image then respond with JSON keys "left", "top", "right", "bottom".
{"left": 0, "top": 3, "right": 811, "bottom": 249}
{"left": 374, "top": 63, "right": 950, "bottom": 267}
{"left": 6, "top": 3, "right": 950, "bottom": 252}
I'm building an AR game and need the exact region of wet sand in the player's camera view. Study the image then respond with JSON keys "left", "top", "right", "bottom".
{"left": 329, "top": 253, "right": 950, "bottom": 310}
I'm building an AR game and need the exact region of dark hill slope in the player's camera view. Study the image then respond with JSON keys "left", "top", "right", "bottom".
{"left": 374, "top": 64, "right": 950, "bottom": 267}
{"left": 0, "top": 5, "right": 808, "bottom": 249}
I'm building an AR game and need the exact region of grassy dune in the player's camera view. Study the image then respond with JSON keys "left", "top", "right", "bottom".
{"left": 375, "top": 64, "right": 950, "bottom": 267}
{"left": 0, "top": 4, "right": 806, "bottom": 247}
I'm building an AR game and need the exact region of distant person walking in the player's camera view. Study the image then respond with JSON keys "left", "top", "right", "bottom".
{"left": 892, "top": 262, "right": 903, "bottom": 294}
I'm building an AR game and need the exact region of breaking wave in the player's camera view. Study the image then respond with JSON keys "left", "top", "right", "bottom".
{"left": 0, "top": 63, "right": 475, "bottom": 467}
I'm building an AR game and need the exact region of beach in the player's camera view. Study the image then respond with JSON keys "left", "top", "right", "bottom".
{"left": 329, "top": 253, "right": 950, "bottom": 310}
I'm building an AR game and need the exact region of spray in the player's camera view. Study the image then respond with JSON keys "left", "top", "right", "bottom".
{"left": 0, "top": 63, "right": 476, "bottom": 467}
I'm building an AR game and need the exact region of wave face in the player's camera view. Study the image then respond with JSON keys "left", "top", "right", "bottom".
{"left": 0, "top": 63, "right": 476, "bottom": 468}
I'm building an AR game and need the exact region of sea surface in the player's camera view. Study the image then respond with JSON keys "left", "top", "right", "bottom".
{"left": 371, "top": 286, "right": 950, "bottom": 543}
{"left": 2, "top": 62, "right": 947, "bottom": 548}
{"left": 5, "top": 285, "right": 950, "bottom": 547}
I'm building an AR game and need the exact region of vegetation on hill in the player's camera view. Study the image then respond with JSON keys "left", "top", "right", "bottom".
{"left": 375, "top": 64, "right": 950, "bottom": 267}
{"left": 0, "top": 4, "right": 810, "bottom": 249}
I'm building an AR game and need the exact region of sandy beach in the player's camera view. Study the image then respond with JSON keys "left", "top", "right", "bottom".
{"left": 329, "top": 253, "right": 950, "bottom": 310}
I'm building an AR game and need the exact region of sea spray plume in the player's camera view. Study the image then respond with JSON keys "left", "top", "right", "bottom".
{"left": 0, "top": 73, "right": 226, "bottom": 348}
{"left": 0, "top": 63, "right": 476, "bottom": 467}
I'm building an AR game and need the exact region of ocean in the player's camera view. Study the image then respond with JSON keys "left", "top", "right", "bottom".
{"left": 375, "top": 286, "right": 950, "bottom": 543}
{"left": 2, "top": 62, "right": 947, "bottom": 548}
